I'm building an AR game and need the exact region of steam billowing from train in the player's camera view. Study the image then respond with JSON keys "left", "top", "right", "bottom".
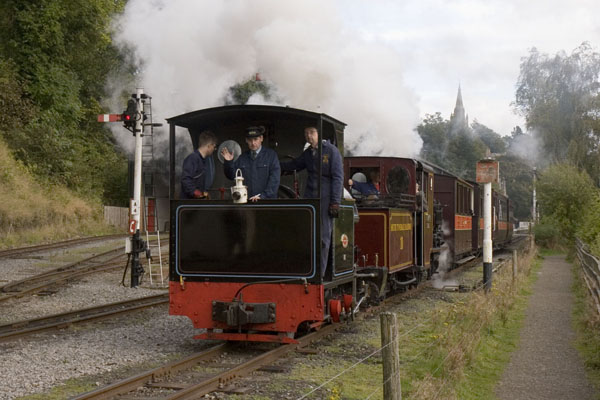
{"left": 107, "top": 0, "right": 422, "bottom": 156}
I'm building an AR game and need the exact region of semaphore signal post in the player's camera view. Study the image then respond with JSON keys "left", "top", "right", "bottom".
{"left": 98, "top": 88, "right": 156, "bottom": 288}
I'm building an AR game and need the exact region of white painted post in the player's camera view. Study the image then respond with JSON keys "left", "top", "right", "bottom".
{"left": 483, "top": 182, "right": 493, "bottom": 292}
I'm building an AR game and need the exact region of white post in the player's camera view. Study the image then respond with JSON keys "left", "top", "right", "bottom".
{"left": 532, "top": 167, "right": 537, "bottom": 224}
{"left": 132, "top": 88, "right": 144, "bottom": 231}
{"left": 130, "top": 88, "right": 145, "bottom": 287}
{"left": 483, "top": 182, "right": 493, "bottom": 292}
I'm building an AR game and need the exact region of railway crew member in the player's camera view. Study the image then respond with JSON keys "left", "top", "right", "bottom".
{"left": 180, "top": 130, "right": 217, "bottom": 199}
{"left": 281, "top": 127, "right": 343, "bottom": 277}
{"left": 221, "top": 126, "right": 281, "bottom": 202}
{"left": 348, "top": 170, "right": 380, "bottom": 196}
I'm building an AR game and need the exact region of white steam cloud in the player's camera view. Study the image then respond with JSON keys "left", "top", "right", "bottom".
{"left": 109, "top": 0, "right": 422, "bottom": 156}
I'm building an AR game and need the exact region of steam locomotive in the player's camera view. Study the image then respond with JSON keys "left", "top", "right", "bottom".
{"left": 166, "top": 105, "right": 513, "bottom": 343}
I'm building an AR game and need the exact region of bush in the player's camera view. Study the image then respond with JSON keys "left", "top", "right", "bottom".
{"left": 536, "top": 163, "right": 596, "bottom": 246}
{"left": 534, "top": 218, "right": 562, "bottom": 249}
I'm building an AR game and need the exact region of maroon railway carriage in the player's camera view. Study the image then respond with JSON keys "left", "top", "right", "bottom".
{"left": 493, "top": 190, "right": 514, "bottom": 247}
{"left": 434, "top": 172, "right": 476, "bottom": 266}
{"left": 343, "top": 157, "right": 440, "bottom": 293}
{"left": 166, "top": 105, "right": 357, "bottom": 344}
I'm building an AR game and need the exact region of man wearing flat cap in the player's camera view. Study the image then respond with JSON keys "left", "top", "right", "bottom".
{"left": 221, "top": 126, "right": 280, "bottom": 202}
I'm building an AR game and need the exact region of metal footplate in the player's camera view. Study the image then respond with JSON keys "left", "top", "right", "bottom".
{"left": 212, "top": 299, "right": 276, "bottom": 326}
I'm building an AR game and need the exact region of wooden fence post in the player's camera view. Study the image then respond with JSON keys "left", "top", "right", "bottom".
{"left": 512, "top": 249, "right": 518, "bottom": 283}
{"left": 381, "top": 312, "right": 401, "bottom": 400}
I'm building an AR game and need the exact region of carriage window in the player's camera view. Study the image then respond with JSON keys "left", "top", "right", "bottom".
{"left": 386, "top": 165, "right": 410, "bottom": 195}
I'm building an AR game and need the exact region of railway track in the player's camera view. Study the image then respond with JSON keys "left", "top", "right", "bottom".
{"left": 0, "top": 293, "right": 169, "bottom": 342}
{"left": 0, "top": 238, "right": 167, "bottom": 303}
{"left": 0, "top": 234, "right": 126, "bottom": 259}
{"left": 0, "top": 247, "right": 126, "bottom": 303}
{"left": 73, "top": 324, "right": 339, "bottom": 400}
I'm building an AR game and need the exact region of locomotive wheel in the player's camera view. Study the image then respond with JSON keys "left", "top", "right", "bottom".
{"left": 329, "top": 299, "right": 342, "bottom": 323}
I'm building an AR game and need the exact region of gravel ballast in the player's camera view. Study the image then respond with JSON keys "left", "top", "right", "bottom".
{"left": 0, "top": 239, "right": 209, "bottom": 399}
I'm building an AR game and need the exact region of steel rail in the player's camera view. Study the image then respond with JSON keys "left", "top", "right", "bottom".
{"left": 0, "top": 234, "right": 127, "bottom": 259}
{"left": 72, "top": 344, "right": 232, "bottom": 400}
{"left": 71, "top": 324, "right": 339, "bottom": 400}
{"left": 0, "top": 293, "right": 169, "bottom": 342}
{"left": 163, "top": 324, "right": 340, "bottom": 400}
{"left": 0, "top": 249, "right": 125, "bottom": 303}
{"left": 0, "top": 239, "right": 167, "bottom": 303}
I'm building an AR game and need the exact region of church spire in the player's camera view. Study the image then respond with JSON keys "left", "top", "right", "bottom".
{"left": 450, "top": 84, "right": 468, "bottom": 132}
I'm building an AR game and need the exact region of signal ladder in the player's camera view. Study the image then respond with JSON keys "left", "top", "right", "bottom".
{"left": 141, "top": 96, "right": 165, "bottom": 285}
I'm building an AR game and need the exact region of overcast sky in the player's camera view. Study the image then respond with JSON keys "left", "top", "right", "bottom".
{"left": 113, "top": 0, "right": 599, "bottom": 155}
{"left": 340, "top": 0, "right": 600, "bottom": 136}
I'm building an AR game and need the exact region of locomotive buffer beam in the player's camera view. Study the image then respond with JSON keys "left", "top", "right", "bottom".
{"left": 212, "top": 300, "right": 276, "bottom": 326}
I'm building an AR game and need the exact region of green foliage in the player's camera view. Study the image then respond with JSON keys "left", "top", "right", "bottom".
{"left": 445, "top": 128, "right": 488, "bottom": 180}
{"left": 417, "top": 112, "right": 449, "bottom": 167}
{"left": 0, "top": 0, "right": 129, "bottom": 205}
{"left": 536, "top": 163, "right": 596, "bottom": 245}
{"left": 225, "top": 77, "right": 274, "bottom": 105}
{"left": 498, "top": 153, "right": 533, "bottom": 220}
{"left": 472, "top": 120, "right": 507, "bottom": 154}
{"left": 533, "top": 217, "right": 562, "bottom": 248}
{"left": 577, "top": 192, "right": 600, "bottom": 257}
{"left": 515, "top": 42, "right": 600, "bottom": 183}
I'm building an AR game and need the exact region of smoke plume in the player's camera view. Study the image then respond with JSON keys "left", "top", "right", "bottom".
{"left": 108, "top": 0, "right": 422, "bottom": 156}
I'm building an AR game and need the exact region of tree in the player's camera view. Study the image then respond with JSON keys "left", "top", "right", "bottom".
{"left": 472, "top": 120, "right": 506, "bottom": 154}
{"left": 514, "top": 43, "right": 600, "bottom": 183}
{"left": 497, "top": 154, "right": 533, "bottom": 220}
{"left": 417, "top": 113, "right": 449, "bottom": 167}
{"left": 536, "top": 163, "right": 596, "bottom": 243}
{"left": 225, "top": 77, "right": 274, "bottom": 105}
{"left": 0, "top": 0, "right": 129, "bottom": 204}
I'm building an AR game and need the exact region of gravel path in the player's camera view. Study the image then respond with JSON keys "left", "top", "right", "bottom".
{"left": 495, "top": 255, "right": 596, "bottom": 399}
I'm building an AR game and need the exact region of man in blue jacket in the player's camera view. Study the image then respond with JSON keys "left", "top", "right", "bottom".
{"left": 180, "top": 130, "right": 217, "bottom": 199}
{"left": 349, "top": 170, "right": 380, "bottom": 196}
{"left": 221, "top": 126, "right": 280, "bottom": 201}
{"left": 281, "top": 126, "right": 343, "bottom": 277}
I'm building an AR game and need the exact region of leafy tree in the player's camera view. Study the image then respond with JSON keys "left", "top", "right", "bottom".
{"left": 497, "top": 154, "right": 533, "bottom": 220}
{"left": 472, "top": 120, "right": 506, "bottom": 154}
{"left": 445, "top": 129, "right": 487, "bottom": 180}
{"left": 225, "top": 77, "right": 274, "bottom": 105}
{"left": 536, "top": 163, "right": 596, "bottom": 244}
{"left": 0, "top": 0, "right": 129, "bottom": 205}
{"left": 514, "top": 43, "right": 600, "bottom": 183}
{"left": 417, "top": 113, "right": 449, "bottom": 167}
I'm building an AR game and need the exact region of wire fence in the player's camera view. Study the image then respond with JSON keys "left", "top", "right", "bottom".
{"left": 575, "top": 238, "right": 600, "bottom": 315}
{"left": 293, "top": 237, "right": 534, "bottom": 400}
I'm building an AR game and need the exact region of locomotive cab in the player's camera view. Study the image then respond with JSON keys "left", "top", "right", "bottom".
{"left": 344, "top": 157, "right": 436, "bottom": 299}
{"left": 166, "top": 105, "right": 355, "bottom": 343}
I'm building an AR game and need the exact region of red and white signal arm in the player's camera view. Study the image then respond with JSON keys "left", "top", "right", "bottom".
{"left": 129, "top": 219, "right": 137, "bottom": 234}
{"left": 341, "top": 233, "right": 349, "bottom": 248}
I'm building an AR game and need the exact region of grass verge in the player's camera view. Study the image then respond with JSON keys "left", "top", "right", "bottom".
{"left": 572, "top": 259, "right": 600, "bottom": 399}
{"left": 282, "top": 242, "right": 539, "bottom": 400}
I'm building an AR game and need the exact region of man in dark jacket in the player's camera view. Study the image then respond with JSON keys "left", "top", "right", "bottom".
{"left": 180, "top": 130, "right": 217, "bottom": 199}
{"left": 281, "top": 126, "right": 343, "bottom": 277}
{"left": 221, "top": 126, "right": 280, "bottom": 201}
{"left": 349, "top": 170, "right": 380, "bottom": 196}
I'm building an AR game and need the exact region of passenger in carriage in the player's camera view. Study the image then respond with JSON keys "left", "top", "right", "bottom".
{"left": 281, "top": 126, "right": 343, "bottom": 276}
{"left": 348, "top": 170, "right": 380, "bottom": 197}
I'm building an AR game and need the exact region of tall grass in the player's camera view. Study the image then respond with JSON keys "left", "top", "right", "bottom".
{"left": 407, "top": 244, "right": 538, "bottom": 399}
{"left": 0, "top": 138, "right": 117, "bottom": 248}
